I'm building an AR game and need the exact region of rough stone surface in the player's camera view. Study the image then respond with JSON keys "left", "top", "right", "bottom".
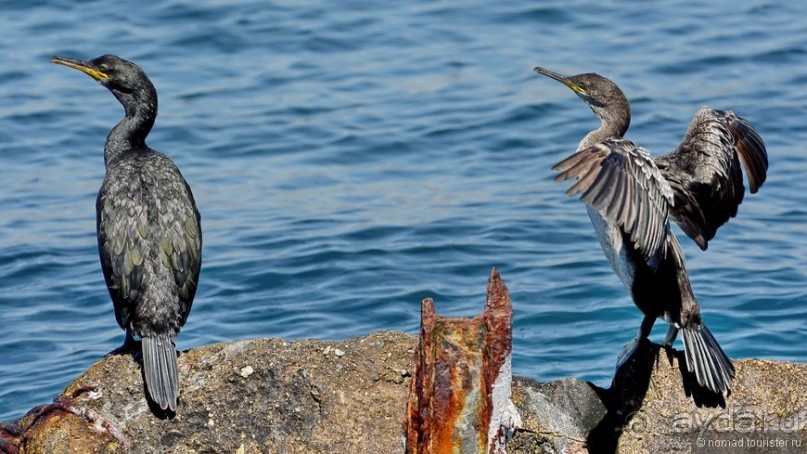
{"left": 604, "top": 342, "right": 807, "bottom": 453}
{"left": 4, "top": 332, "right": 415, "bottom": 454}
{"left": 3, "top": 333, "right": 806, "bottom": 453}
{"left": 509, "top": 376, "right": 606, "bottom": 454}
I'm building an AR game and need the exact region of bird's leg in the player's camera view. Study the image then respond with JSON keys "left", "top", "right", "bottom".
{"left": 107, "top": 331, "right": 140, "bottom": 356}
{"left": 616, "top": 314, "right": 656, "bottom": 368}
{"left": 662, "top": 324, "right": 679, "bottom": 348}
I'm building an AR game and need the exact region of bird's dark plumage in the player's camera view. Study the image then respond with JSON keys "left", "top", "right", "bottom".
{"left": 53, "top": 54, "right": 202, "bottom": 412}
{"left": 553, "top": 138, "right": 674, "bottom": 269}
{"left": 535, "top": 66, "right": 768, "bottom": 394}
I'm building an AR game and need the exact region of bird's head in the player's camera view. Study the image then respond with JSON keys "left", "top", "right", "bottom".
{"left": 51, "top": 54, "right": 156, "bottom": 113}
{"left": 533, "top": 66, "right": 629, "bottom": 130}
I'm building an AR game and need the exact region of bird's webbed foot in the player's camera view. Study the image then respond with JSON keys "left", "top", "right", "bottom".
{"left": 662, "top": 324, "right": 679, "bottom": 348}
{"left": 616, "top": 314, "right": 656, "bottom": 369}
{"left": 616, "top": 337, "right": 640, "bottom": 369}
{"left": 107, "top": 331, "right": 140, "bottom": 356}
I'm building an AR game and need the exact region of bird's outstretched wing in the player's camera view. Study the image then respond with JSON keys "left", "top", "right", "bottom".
{"left": 654, "top": 108, "right": 768, "bottom": 250}
{"left": 553, "top": 139, "right": 675, "bottom": 269}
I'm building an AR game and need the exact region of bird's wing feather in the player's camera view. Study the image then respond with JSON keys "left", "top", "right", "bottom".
{"left": 97, "top": 170, "right": 149, "bottom": 330}
{"left": 150, "top": 154, "right": 202, "bottom": 328}
{"left": 654, "top": 108, "right": 768, "bottom": 250}
{"left": 553, "top": 139, "right": 674, "bottom": 269}
{"left": 97, "top": 154, "right": 202, "bottom": 333}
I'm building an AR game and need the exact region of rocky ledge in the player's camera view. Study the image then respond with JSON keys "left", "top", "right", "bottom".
{"left": 2, "top": 331, "right": 805, "bottom": 453}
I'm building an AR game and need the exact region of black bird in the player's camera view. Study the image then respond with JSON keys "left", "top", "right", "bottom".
{"left": 534, "top": 66, "right": 768, "bottom": 395}
{"left": 52, "top": 55, "right": 202, "bottom": 411}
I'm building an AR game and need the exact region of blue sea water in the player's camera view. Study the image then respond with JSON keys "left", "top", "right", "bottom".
{"left": 1, "top": 0, "right": 805, "bottom": 421}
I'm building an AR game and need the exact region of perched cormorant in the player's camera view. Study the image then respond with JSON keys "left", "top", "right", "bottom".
{"left": 534, "top": 66, "right": 768, "bottom": 395}
{"left": 52, "top": 55, "right": 202, "bottom": 411}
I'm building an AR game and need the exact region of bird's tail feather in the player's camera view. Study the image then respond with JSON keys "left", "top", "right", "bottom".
{"left": 142, "top": 333, "right": 179, "bottom": 411}
{"left": 681, "top": 324, "right": 735, "bottom": 394}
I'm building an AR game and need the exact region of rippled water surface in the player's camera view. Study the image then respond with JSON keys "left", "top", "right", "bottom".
{"left": 1, "top": 0, "right": 805, "bottom": 420}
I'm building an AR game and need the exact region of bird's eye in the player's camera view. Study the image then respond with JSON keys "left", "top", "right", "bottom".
{"left": 98, "top": 64, "right": 109, "bottom": 73}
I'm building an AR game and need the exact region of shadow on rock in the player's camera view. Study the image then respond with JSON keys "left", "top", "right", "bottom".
{"left": 588, "top": 339, "right": 729, "bottom": 452}
{"left": 588, "top": 338, "right": 657, "bottom": 453}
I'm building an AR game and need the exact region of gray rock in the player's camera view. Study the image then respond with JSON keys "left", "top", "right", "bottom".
{"left": 509, "top": 376, "right": 607, "bottom": 453}
{"left": 3, "top": 333, "right": 805, "bottom": 453}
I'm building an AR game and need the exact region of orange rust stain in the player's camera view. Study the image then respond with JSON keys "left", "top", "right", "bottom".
{"left": 404, "top": 268, "right": 513, "bottom": 454}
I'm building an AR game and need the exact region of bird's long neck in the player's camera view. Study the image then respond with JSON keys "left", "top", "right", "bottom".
{"left": 578, "top": 106, "right": 631, "bottom": 151}
{"left": 104, "top": 90, "right": 157, "bottom": 166}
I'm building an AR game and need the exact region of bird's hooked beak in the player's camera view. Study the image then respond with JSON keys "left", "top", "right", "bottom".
{"left": 51, "top": 56, "right": 109, "bottom": 81}
{"left": 533, "top": 66, "right": 606, "bottom": 109}
{"left": 533, "top": 66, "right": 585, "bottom": 95}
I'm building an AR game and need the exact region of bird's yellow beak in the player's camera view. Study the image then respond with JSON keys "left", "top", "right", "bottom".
{"left": 51, "top": 56, "right": 109, "bottom": 81}
{"left": 533, "top": 66, "right": 585, "bottom": 94}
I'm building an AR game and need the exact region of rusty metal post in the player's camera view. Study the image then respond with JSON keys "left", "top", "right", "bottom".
{"left": 404, "top": 268, "right": 521, "bottom": 453}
